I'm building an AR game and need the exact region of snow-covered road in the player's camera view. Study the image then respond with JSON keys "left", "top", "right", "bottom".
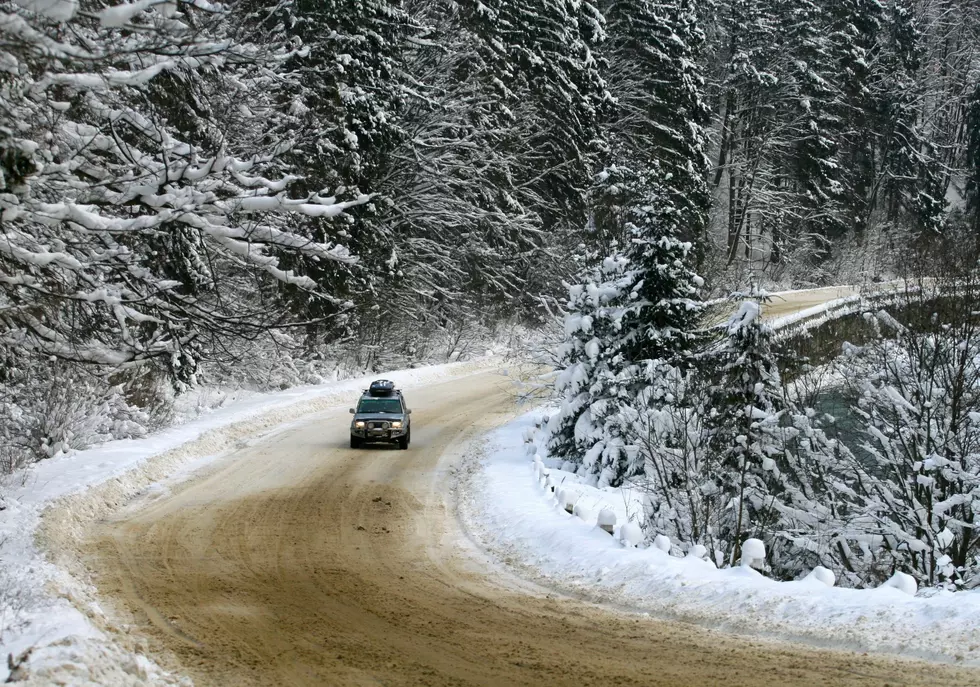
{"left": 44, "top": 371, "right": 980, "bottom": 685}
{"left": 9, "top": 285, "right": 977, "bottom": 686}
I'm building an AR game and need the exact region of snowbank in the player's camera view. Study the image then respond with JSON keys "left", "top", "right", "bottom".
{"left": 458, "top": 411, "right": 980, "bottom": 665}
{"left": 0, "top": 358, "right": 496, "bottom": 684}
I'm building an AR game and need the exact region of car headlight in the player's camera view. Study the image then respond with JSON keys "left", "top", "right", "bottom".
{"left": 354, "top": 421, "right": 365, "bottom": 428}
{"left": 391, "top": 421, "right": 403, "bottom": 428}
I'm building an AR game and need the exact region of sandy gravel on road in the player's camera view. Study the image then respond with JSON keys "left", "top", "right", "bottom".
{"left": 80, "top": 372, "right": 980, "bottom": 686}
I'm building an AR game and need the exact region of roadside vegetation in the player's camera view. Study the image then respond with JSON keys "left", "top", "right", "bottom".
{"left": 550, "top": 228, "right": 980, "bottom": 591}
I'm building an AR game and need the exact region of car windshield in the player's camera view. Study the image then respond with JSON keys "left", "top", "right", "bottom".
{"left": 357, "top": 398, "right": 402, "bottom": 414}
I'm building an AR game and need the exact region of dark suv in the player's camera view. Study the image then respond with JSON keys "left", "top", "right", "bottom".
{"left": 349, "top": 380, "right": 411, "bottom": 449}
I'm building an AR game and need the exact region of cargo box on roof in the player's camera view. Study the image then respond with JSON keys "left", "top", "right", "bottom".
{"left": 368, "top": 379, "right": 396, "bottom": 397}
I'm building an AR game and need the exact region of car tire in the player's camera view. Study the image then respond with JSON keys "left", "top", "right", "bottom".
{"left": 350, "top": 435, "right": 362, "bottom": 449}
{"left": 398, "top": 435, "right": 409, "bottom": 450}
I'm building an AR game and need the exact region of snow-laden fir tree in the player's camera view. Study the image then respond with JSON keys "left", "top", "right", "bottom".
{"left": 598, "top": 0, "right": 712, "bottom": 369}
{"left": 547, "top": 252, "right": 634, "bottom": 464}
{"left": 460, "top": 0, "right": 610, "bottom": 234}
{"left": 601, "top": 0, "right": 711, "bottom": 252}
{"left": 0, "top": 0, "right": 375, "bottom": 465}
{"left": 384, "top": 0, "right": 553, "bottom": 336}
{"left": 777, "top": 0, "right": 844, "bottom": 265}
{"left": 706, "top": 291, "right": 787, "bottom": 567}
{"left": 0, "top": 0, "right": 366, "bottom": 384}
{"left": 548, "top": 0, "right": 711, "bottom": 486}
{"left": 572, "top": 0, "right": 710, "bottom": 488}
{"left": 232, "top": 0, "right": 416, "bottom": 346}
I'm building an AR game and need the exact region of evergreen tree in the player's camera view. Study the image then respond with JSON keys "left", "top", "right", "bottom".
{"left": 602, "top": 0, "right": 711, "bottom": 249}
{"left": 777, "top": 0, "right": 844, "bottom": 264}
{"left": 547, "top": 251, "right": 634, "bottom": 463}
{"left": 0, "top": 0, "right": 369, "bottom": 384}
{"left": 234, "top": 0, "right": 415, "bottom": 345}
{"left": 383, "top": 0, "right": 550, "bottom": 334}
{"left": 966, "top": 83, "right": 980, "bottom": 233}
{"left": 599, "top": 0, "right": 710, "bottom": 372}
{"left": 459, "top": 0, "right": 610, "bottom": 234}
{"left": 563, "top": 0, "right": 711, "bottom": 488}
{"left": 708, "top": 292, "right": 786, "bottom": 566}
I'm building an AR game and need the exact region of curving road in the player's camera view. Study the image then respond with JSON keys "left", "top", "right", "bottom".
{"left": 81, "top": 296, "right": 979, "bottom": 686}
{"left": 763, "top": 285, "right": 857, "bottom": 320}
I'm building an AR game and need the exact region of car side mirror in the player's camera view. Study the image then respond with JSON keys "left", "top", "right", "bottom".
{"left": 349, "top": 408, "right": 356, "bottom": 414}
{"left": 407, "top": 409, "right": 412, "bottom": 414}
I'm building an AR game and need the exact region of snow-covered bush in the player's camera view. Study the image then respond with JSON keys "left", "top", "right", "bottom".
{"left": 0, "top": 358, "right": 159, "bottom": 470}
{"left": 838, "top": 314, "right": 980, "bottom": 589}
{"left": 624, "top": 362, "right": 721, "bottom": 555}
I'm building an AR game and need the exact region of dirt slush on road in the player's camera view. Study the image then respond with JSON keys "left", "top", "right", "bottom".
{"left": 78, "top": 366, "right": 980, "bottom": 684}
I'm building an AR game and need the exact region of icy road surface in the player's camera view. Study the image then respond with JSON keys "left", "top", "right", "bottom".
{"left": 76, "top": 372, "right": 980, "bottom": 686}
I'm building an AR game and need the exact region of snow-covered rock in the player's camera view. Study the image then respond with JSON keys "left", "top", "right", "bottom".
{"left": 558, "top": 489, "right": 579, "bottom": 513}
{"left": 597, "top": 508, "right": 616, "bottom": 527}
{"left": 686, "top": 544, "right": 708, "bottom": 561}
{"left": 653, "top": 535, "right": 671, "bottom": 554}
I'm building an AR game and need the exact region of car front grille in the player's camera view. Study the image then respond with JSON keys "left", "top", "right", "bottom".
{"left": 367, "top": 421, "right": 390, "bottom": 430}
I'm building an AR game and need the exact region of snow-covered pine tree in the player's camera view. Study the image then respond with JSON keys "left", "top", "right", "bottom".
{"left": 380, "top": 0, "right": 551, "bottom": 339}
{"left": 823, "top": 0, "right": 942, "bottom": 242}
{"left": 232, "top": 0, "right": 415, "bottom": 349}
{"left": 776, "top": 0, "right": 845, "bottom": 266}
{"left": 459, "top": 0, "right": 610, "bottom": 237}
{"left": 875, "top": 0, "right": 943, "bottom": 237}
{"left": 708, "top": 0, "right": 784, "bottom": 265}
{"left": 967, "top": 81, "right": 980, "bottom": 233}
{"left": 707, "top": 291, "right": 787, "bottom": 567}
{"left": 576, "top": 0, "right": 710, "bottom": 488}
{"left": 597, "top": 0, "right": 711, "bottom": 375}
{"left": 547, "top": 251, "right": 633, "bottom": 464}
{"left": 602, "top": 0, "right": 710, "bottom": 253}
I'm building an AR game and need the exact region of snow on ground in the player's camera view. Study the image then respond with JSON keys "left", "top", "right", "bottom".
{"left": 458, "top": 410, "right": 980, "bottom": 666}
{"left": 0, "top": 358, "right": 496, "bottom": 684}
